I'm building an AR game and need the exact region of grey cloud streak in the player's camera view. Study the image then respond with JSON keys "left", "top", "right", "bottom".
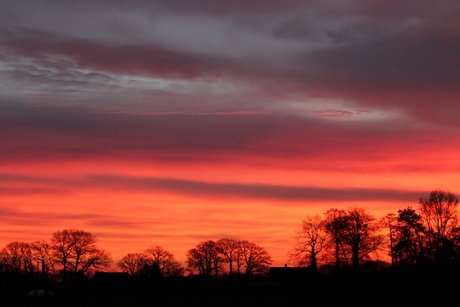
{"left": 94, "top": 175, "right": 426, "bottom": 203}
{"left": 1, "top": 101, "right": 447, "bottom": 170}
{"left": 1, "top": 0, "right": 458, "bottom": 126}
{"left": 1, "top": 1, "right": 459, "bottom": 172}
{"left": 0, "top": 173, "right": 426, "bottom": 203}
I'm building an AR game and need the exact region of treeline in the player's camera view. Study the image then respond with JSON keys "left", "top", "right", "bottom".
{"left": 0, "top": 229, "right": 112, "bottom": 295}
{"left": 290, "top": 189, "right": 460, "bottom": 276}
{"left": 0, "top": 230, "right": 272, "bottom": 295}
{"left": 117, "top": 239, "right": 271, "bottom": 282}
{"left": 2, "top": 188, "right": 460, "bottom": 296}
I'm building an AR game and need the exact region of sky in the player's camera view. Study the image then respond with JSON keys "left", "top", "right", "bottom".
{"left": 1, "top": 0, "right": 460, "bottom": 267}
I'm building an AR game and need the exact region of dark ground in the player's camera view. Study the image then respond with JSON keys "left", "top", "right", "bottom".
{"left": 3, "top": 285, "right": 460, "bottom": 307}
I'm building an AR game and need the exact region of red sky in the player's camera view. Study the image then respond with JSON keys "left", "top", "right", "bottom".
{"left": 1, "top": 0, "right": 460, "bottom": 267}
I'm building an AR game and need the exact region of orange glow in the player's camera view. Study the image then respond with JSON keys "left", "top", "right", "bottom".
{"left": 2, "top": 150, "right": 458, "bottom": 267}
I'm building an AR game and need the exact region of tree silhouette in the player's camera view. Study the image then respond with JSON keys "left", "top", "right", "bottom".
{"left": 289, "top": 215, "right": 327, "bottom": 272}
{"left": 381, "top": 213, "right": 397, "bottom": 267}
{"left": 51, "top": 229, "right": 112, "bottom": 282}
{"left": 325, "top": 208, "right": 382, "bottom": 274}
{"left": 0, "top": 241, "right": 34, "bottom": 276}
{"left": 144, "top": 246, "right": 182, "bottom": 278}
{"left": 419, "top": 189, "right": 459, "bottom": 264}
{"left": 216, "top": 238, "right": 241, "bottom": 279}
{"left": 239, "top": 240, "right": 272, "bottom": 280}
{"left": 325, "top": 209, "right": 348, "bottom": 271}
{"left": 117, "top": 253, "right": 149, "bottom": 279}
{"left": 30, "top": 240, "right": 57, "bottom": 282}
{"left": 342, "top": 208, "right": 382, "bottom": 273}
{"left": 393, "top": 207, "right": 425, "bottom": 267}
{"left": 186, "top": 240, "right": 223, "bottom": 281}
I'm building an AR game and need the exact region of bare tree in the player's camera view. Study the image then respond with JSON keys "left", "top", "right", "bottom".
{"left": 216, "top": 238, "right": 241, "bottom": 279}
{"left": 381, "top": 213, "right": 397, "bottom": 267}
{"left": 341, "top": 208, "right": 383, "bottom": 273}
{"left": 30, "top": 240, "right": 57, "bottom": 282}
{"left": 50, "top": 230, "right": 72, "bottom": 282}
{"left": 238, "top": 240, "right": 272, "bottom": 279}
{"left": 324, "top": 209, "right": 348, "bottom": 270}
{"left": 419, "top": 189, "right": 459, "bottom": 264}
{"left": 186, "top": 240, "right": 224, "bottom": 281}
{"left": 0, "top": 241, "right": 34, "bottom": 276}
{"left": 78, "top": 249, "right": 112, "bottom": 275}
{"left": 51, "top": 229, "right": 112, "bottom": 281}
{"left": 289, "top": 215, "right": 327, "bottom": 272}
{"left": 325, "top": 208, "right": 382, "bottom": 274}
{"left": 117, "top": 253, "right": 149, "bottom": 279}
{"left": 144, "top": 246, "right": 182, "bottom": 277}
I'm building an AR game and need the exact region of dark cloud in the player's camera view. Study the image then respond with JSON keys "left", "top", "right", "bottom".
{"left": 0, "top": 172, "right": 427, "bottom": 203}
{"left": 306, "top": 31, "right": 460, "bottom": 90}
{"left": 0, "top": 101, "right": 437, "bottom": 167}
{"left": 42, "top": 0, "right": 315, "bottom": 15}
{"left": 0, "top": 28, "right": 229, "bottom": 79}
{"left": 90, "top": 175, "right": 428, "bottom": 203}
{"left": 0, "top": 187, "right": 68, "bottom": 196}
{"left": 1, "top": 1, "right": 459, "bottom": 126}
{"left": 0, "top": 207, "right": 145, "bottom": 234}
{"left": 2, "top": 100, "right": 460, "bottom": 177}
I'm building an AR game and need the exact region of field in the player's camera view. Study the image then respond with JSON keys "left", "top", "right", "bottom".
{"left": 4, "top": 286, "right": 460, "bottom": 307}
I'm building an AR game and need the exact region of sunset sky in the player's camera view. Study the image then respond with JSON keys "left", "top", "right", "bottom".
{"left": 1, "top": 0, "right": 460, "bottom": 267}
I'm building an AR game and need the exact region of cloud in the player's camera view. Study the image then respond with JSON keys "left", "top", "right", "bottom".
{"left": 91, "top": 175, "right": 430, "bottom": 203}
{"left": 2, "top": 1, "right": 459, "bottom": 126}
{"left": 313, "top": 109, "right": 372, "bottom": 119}
{"left": 0, "top": 28, "right": 227, "bottom": 80}
{"left": 0, "top": 172, "right": 426, "bottom": 203}
{"left": 2, "top": 100, "right": 460, "bottom": 176}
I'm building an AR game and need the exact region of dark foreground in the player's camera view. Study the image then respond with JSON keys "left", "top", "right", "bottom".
{"left": 3, "top": 285, "right": 460, "bottom": 307}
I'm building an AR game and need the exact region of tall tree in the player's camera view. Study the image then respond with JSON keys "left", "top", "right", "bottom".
{"left": 325, "top": 208, "right": 382, "bottom": 273}
{"left": 30, "top": 240, "right": 57, "bottom": 282}
{"left": 324, "top": 209, "right": 348, "bottom": 270}
{"left": 419, "top": 189, "right": 459, "bottom": 264}
{"left": 144, "top": 246, "right": 182, "bottom": 277}
{"left": 51, "top": 229, "right": 112, "bottom": 281}
{"left": 341, "top": 208, "right": 382, "bottom": 273}
{"left": 117, "top": 253, "right": 148, "bottom": 279}
{"left": 216, "top": 238, "right": 241, "bottom": 279}
{"left": 381, "top": 213, "right": 397, "bottom": 267}
{"left": 290, "top": 215, "right": 327, "bottom": 272}
{"left": 239, "top": 240, "right": 272, "bottom": 279}
{"left": 186, "top": 240, "right": 223, "bottom": 281}
{"left": 0, "top": 241, "right": 34, "bottom": 276}
{"left": 50, "top": 230, "right": 73, "bottom": 282}
{"left": 393, "top": 207, "right": 426, "bottom": 267}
